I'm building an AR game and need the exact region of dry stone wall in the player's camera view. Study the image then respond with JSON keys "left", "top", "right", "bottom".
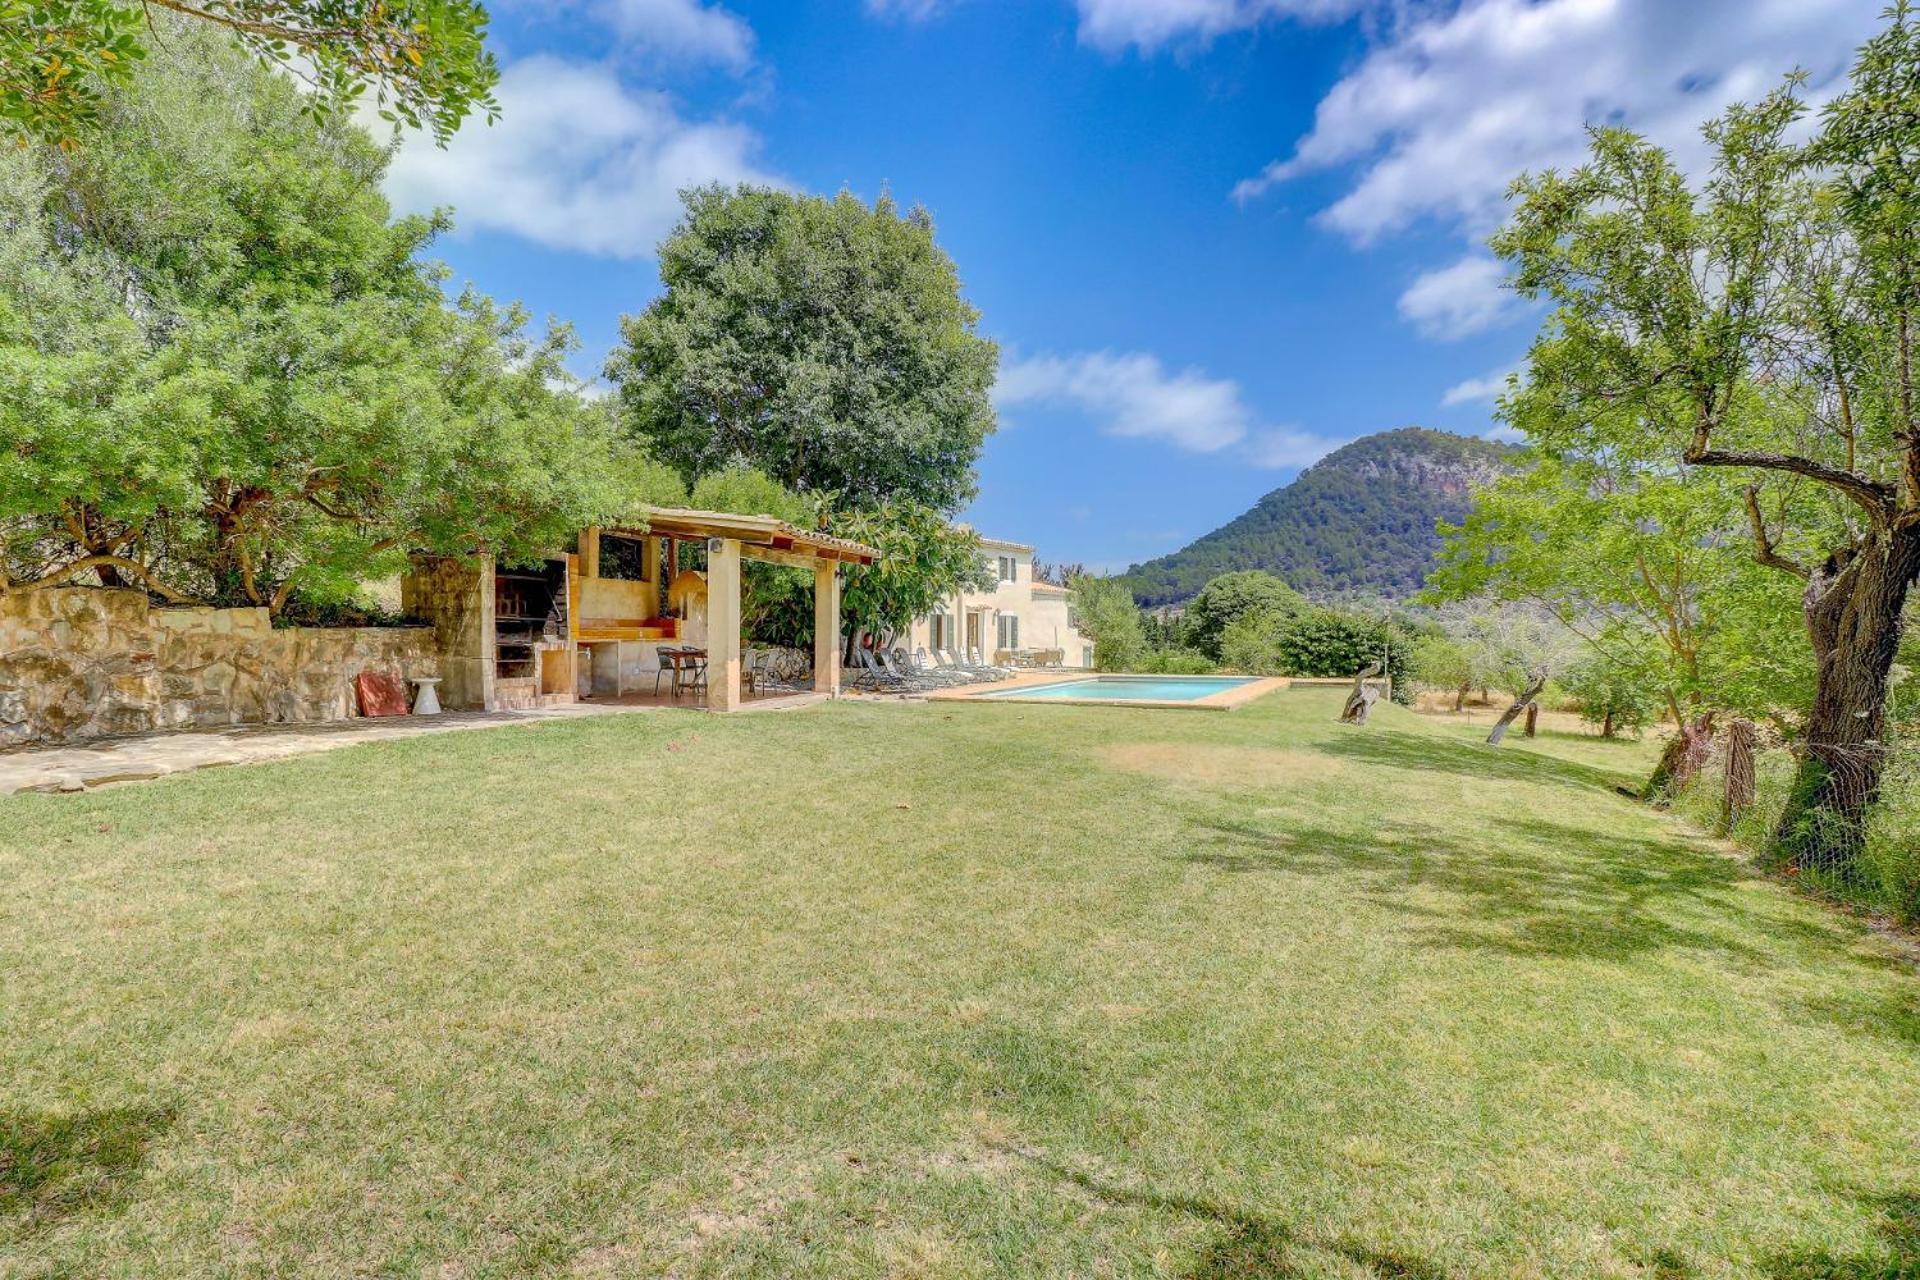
{"left": 0, "top": 588, "right": 437, "bottom": 748}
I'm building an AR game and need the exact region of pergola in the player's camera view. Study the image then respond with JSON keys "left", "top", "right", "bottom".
{"left": 592, "top": 507, "right": 878, "bottom": 712}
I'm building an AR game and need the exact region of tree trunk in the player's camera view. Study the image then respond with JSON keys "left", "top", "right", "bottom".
{"left": 1772, "top": 528, "right": 1920, "bottom": 875}
{"left": 1487, "top": 678, "right": 1546, "bottom": 746}
{"left": 1523, "top": 703, "right": 1539, "bottom": 738}
{"left": 1601, "top": 709, "right": 1616, "bottom": 739}
{"left": 1453, "top": 683, "right": 1468, "bottom": 712}
{"left": 1645, "top": 713, "right": 1716, "bottom": 802}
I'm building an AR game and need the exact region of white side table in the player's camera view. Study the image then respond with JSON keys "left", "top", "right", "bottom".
{"left": 409, "top": 677, "right": 443, "bottom": 715}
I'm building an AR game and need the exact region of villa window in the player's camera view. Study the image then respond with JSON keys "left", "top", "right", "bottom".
{"left": 997, "top": 555, "right": 1017, "bottom": 583}
{"left": 996, "top": 615, "right": 1019, "bottom": 650}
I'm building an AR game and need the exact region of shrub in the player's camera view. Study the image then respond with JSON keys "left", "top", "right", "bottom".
{"left": 1221, "top": 605, "right": 1413, "bottom": 704}
{"left": 1179, "top": 571, "right": 1306, "bottom": 661}
{"left": 1135, "top": 648, "right": 1216, "bottom": 675}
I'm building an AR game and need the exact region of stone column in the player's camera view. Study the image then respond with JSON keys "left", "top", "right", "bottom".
{"left": 705, "top": 537, "right": 742, "bottom": 712}
{"left": 813, "top": 561, "right": 840, "bottom": 696}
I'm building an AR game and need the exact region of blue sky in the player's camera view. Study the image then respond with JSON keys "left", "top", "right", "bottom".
{"left": 383, "top": 0, "right": 1884, "bottom": 572}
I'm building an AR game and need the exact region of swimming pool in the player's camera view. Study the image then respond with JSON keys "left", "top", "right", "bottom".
{"left": 956, "top": 674, "right": 1284, "bottom": 710}
{"left": 978, "top": 675, "right": 1255, "bottom": 701}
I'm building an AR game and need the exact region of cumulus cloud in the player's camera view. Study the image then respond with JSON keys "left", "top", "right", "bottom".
{"left": 1397, "top": 255, "right": 1518, "bottom": 341}
{"left": 1074, "top": 0, "right": 1361, "bottom": 53}
{"left": 383, "top": 57, "right": 781, "bottom": 259}
{"left": 995, "top": 350, "right": 1255, "bottom": 453}
{"left": 996, "top": 349, "right": 1342, "bottom": 467}
{"left": 510, "top": 0, "right": 755, "bottom": 68}
{"left": 1441, "top": 362, "right": 1523, "bottom": 407}
{"left": 1233, "top": 0, "right": 1878, "bottom": 243}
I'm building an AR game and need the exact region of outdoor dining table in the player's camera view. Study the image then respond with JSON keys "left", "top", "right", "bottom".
{"left": 656, "top": 646, "right": 708, "bottom": 698}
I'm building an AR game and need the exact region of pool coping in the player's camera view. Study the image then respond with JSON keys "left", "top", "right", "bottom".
{"left": 926, "top": 672, "right": 1292, "bottom": 711}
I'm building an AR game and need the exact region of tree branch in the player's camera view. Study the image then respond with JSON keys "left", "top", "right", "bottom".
{"left": 1687, "top": 444, "right": 1897, "bottom": 522}
{"left": 1744, "top": 484, "right": 1810, "bottom": 580}
{"left": 1, "top": 556, "right": 199, "bottom": 604}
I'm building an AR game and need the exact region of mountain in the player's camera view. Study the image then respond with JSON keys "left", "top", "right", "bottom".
{"left": 1123, "top": 428, "right": 1521, "bottom": 606}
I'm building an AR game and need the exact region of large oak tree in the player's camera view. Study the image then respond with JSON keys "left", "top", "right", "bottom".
{"left": 607, "top": 185, "right": 1000, "bottom": 515}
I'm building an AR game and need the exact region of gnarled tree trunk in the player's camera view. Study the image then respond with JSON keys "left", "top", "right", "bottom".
{"left": 1645, "top": 713, "right": 1716, "bottom": 802}
{"left": 1721, "top": 718, "right": 1757, "bottom": 836}
{"left": 1773, "top": 529, "right": 1920, "bottom": 875}
{"left": 1487, "top": 676, "right": 1546, "bottom": 746}
{"left": 1340, "top": 662, "right": 1382, "bottom": 725}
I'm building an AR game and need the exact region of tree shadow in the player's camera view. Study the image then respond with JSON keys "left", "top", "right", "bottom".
{"left": 1177, "top": 813, "right": 1780, "bottom": 965}
{"left": 1759, "top": 1188, "right": 1920, "bottom": 1278}
{"left": 1311, "top": 728, "right": 1638, "bottom": 796}
{"left": 0, "top": 1104, "right": 174, "bottom": 1241}
{"left": 1792, "top": 989, "right": 1920, "bottom": 1051}
{"left": 1008, "top": 1150, "right": 1452, "bottom": 1279}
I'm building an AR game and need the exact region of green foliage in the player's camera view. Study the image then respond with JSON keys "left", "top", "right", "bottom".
{"left": 1430, "top": 454, "right": 1814, "bottom": 728}
{"left": 687, "top": 466, "right": 818, "bottom": 527}
{"left": 1490, "top": 8, "right": 1920, "bottom": 862}
{"left": 1408, "top": 635, "right": 1479, "bottom": 700}
{"left": 1133, "top": 647, "right": 1216, "bottom": 675}
{"left": 609, "top": 185, "right": 999, "bottom": 514}
{"left": 1, "top": 3, "right": 498, "bottom": 146}
{"left": 1178, "top": 570, "right": 1305, "bottom": 661}
{"left": 1125, "top": 429, "right": 1520, "bottom": 605}
{"left": 1067, "top": 574, "right": 1147, "bottom": 673}
{"left": 830, "top": 502, "right": 993, "bottom": 644}
{"left": 0, "top": 29, "right": 613, "bottom": 613}
{"left": 1561, "top": 655, "right": 1662, "bottom": 737}
{"left": 1219, "top": 605, "right": 1413, "bottom": 704}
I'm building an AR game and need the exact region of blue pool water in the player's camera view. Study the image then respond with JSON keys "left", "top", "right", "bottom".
{"left": 978, "top": 675, "right": 1260, "bottom": 703}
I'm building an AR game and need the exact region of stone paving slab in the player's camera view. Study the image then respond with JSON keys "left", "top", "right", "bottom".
{"left": 0, "top": 703, "right": 652, "bottom": 795}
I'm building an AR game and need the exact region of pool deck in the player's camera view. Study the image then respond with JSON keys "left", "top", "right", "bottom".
{"left": 926, "top": 672, "right": 1292, "bottom": 711}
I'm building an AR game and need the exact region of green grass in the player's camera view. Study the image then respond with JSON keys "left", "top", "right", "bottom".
{"left": 3, "top": 690, "right": 1918, "bottom": 1278}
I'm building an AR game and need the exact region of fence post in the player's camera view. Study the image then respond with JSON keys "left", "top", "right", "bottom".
{"left": 1721, "top": 719, "right": 1757, "bottom": 835}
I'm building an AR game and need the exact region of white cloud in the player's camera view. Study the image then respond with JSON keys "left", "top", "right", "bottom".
{"left": 1243, "top": 425, "right": 1339, "bottom": 469}
{"left": 1074, "top": 0, "right": 1361, "bottom": 53}
{"left": 1441, "top": 362, "right": 1522, "bottom": 407}
{"left": 1234, "top": 0, "right": 1879, "bottom": 243}
{"left": 996, "top": 349, "right": 1343, "bottom": 468}
{"left": 1484, "top": 424, "right": 1527, "bottom": 444}
{"left": 995, "top": 350, "right": 1254, "bottom": 453}
{"left": 383, "top": 57, "right": 780, "bottom": 259}
{"left": 865, "top": 0, "right": 949, "bottom": 19}
{"left": 1397, "top": 255, "right": 1517, "bottom": 341}
{"left": 511, "top": 0, "right": 755, "bottom": 68}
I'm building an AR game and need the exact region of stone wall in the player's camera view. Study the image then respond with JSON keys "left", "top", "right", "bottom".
{"left": 401, "top": 555, "right": 492, "bottom": 711}
{"left": 0, "top": 588, "right": 437, "bottom": 749}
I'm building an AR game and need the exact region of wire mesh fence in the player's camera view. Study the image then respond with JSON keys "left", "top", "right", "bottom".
{"left": 1669, "top": 722, "right": 1920, "bottom": 917}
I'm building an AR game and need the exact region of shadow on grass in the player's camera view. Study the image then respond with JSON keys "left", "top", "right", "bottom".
{"left": 1012, "top": 1153, "right": 1452, "bottom": 1279}
{"left": 1759, "top": 1189, "right": 1920, "bottom": 1279}
{"left": 1312, "top": 727, "right": 1639, "bottom": 796}
{"left": 1178, "top": 813, "right": 1780, "bottom": 964}
{"left": 0, "top": 1104, "right": 173, "bottom": 1240}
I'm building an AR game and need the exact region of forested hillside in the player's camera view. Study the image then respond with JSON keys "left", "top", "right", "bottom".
{"left": 1124, "top": 428, "right": 1520, "bottom": 604}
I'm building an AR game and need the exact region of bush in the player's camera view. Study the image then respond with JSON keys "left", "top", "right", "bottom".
{"left": 1134, "top": 648, "right": 1216, "bottom": 675}
{"left": 1221, "top": 605, "right": 1413, "bottom": 704}
{"left": 1179, "top": 571, "right": 1306, "bottom": 661}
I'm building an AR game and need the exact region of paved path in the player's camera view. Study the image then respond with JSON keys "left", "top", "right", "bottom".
{"left": 0, "top": 704, "right": 655, "bottom": 795}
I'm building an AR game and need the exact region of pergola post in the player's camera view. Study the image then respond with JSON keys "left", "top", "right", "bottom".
{"left": 813, "top": 562, "right": 840, "bottom": 695}
{"left": 706, "top": 537, "right": 742, "bottom": 712}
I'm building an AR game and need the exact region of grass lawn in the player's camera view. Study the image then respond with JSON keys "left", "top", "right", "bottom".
{"left": 4, "top": 689, "right": 1919, "bottom": 1278}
